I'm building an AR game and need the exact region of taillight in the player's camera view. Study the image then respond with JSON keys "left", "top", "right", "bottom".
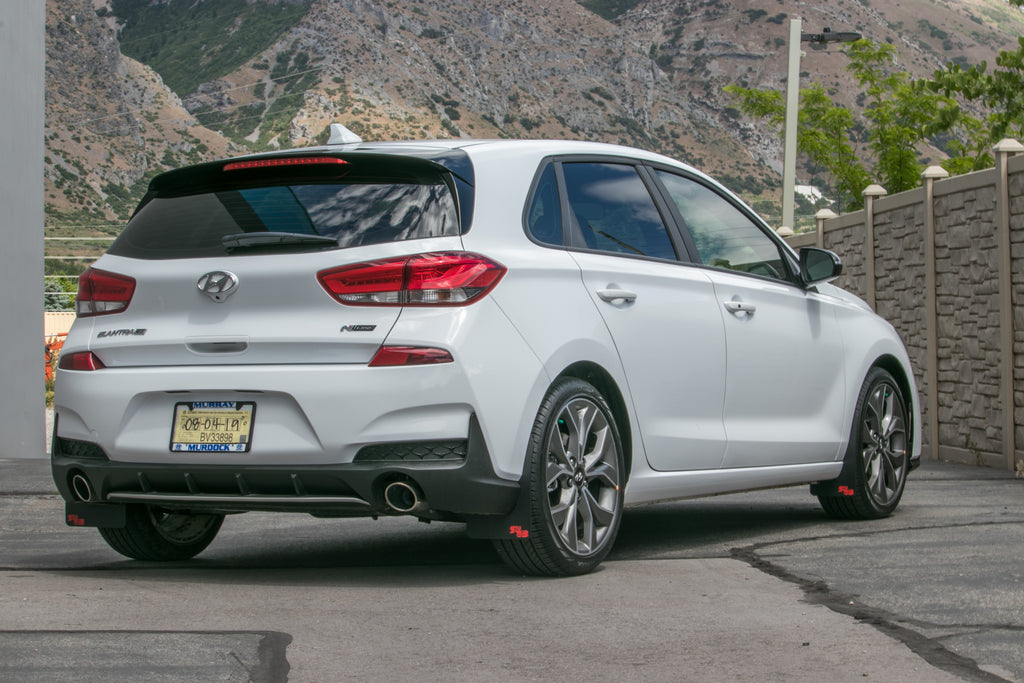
{"left": 369, "top": 346, "right": 454, "bottom": 367}
{"left": 58, "top": 351, "right": 106, "bottom": 371}
{"left": 76, "top": 268, "right": 136, "bottom": 318}
{"left": 318, "top": 252, "right": 506, "bottom": 306}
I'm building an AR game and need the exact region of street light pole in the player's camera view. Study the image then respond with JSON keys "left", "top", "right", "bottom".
{"left": 781, "top": 18, "right": 802, "bottom": 232}
{"left": 780, "top": 23, "right": 861, "bottom": 231}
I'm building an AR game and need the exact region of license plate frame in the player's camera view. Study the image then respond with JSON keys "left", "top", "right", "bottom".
{"left": 170, "top": 401, "right": 256, "bottom": 453}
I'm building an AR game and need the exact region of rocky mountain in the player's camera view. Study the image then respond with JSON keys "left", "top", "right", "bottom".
{"left": 44, "top": 0, "right": 1024, "bottom": 239}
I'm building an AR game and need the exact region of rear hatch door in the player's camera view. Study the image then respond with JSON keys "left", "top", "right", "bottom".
{"left": 82, "top": 152, "right": 467, "bottom": 367}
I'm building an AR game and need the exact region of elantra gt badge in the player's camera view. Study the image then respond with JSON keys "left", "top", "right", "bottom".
{"left": 197, "top": 271, "right": 238, "bottom": 302}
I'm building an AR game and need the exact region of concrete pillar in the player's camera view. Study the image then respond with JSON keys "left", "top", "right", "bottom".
{"left": 814, "top": 208, "right": 837, "bottom": 249}
{"left": 921, "top": 165, "right": 948, "bottom": 461}
{"left": 862, "top": 184, "right": 887, "bottom": 311}
{"left": 0, "top": 3, "right": 45, "bottom": 458}
{"left": 994, "top": 139, "right": 1024, "bottom": 471}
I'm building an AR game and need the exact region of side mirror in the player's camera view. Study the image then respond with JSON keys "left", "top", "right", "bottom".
{"left": 799, "top": 247, "right": 842, "bottom": 284}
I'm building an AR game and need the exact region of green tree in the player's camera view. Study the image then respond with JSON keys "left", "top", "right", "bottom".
{"left": 726, "top": 40, "right": 956, "bottom": 210}
{"left": 845, "top": 41, "right": 955, "bottom": 194}
{"left": 931, "top": 36, "right": 1024, "bottom": 167}
{"left": 723, "top": 81, "right": 870, "bottom": 211}
{"left": 44, "top": 279, "right": 74, "bottom": 312}
{"left": 800, "top": 85, "right": 873, "bottom": 212}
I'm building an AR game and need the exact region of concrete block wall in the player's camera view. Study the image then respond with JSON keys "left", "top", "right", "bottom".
{"left": 874, "top": 196, "right": 930, "bottom": 444}
{"left": 787, "top": 145, "right": 1024, "bottom": 471}
{"left": 1010, "top": 161, "right": 1024, "bottom": 462}
{"left": 934, "top": 175, "right": 1002, "bottom": 465}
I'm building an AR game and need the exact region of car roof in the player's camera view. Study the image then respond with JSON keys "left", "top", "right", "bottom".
{"left": 240, "top": 137, "right": 697, "bottom": 173}
{"left": 147, "top": 137, "right": 719, "bottom": 198}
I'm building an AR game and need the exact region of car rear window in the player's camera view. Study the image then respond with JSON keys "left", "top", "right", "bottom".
{"left": 108, "top": 156, "right": 463, "bottom": 259}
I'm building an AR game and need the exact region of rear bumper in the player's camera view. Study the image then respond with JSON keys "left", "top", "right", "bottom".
{"left": 51, "top": 414, "right": 520, "bottom": 522}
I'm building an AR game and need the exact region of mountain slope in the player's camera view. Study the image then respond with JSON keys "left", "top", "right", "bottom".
{"left": 44, "top": 0, "right": 1024, "bottom": 234}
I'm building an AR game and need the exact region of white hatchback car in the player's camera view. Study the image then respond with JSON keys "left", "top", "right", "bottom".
{"left": 52, "top": 127, "right": 920, "bottom": 575}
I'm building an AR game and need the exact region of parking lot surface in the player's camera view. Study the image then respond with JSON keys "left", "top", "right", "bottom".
{"left": 1, "top": 456, "right": 1020, "bottom": 682}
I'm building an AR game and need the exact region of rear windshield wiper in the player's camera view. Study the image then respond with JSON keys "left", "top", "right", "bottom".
{"left": 221, "top": 232, "right": 339, "bottom": 252}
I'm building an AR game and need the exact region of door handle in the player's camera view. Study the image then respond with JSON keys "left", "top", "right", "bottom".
{"left": 597, "top": 289, "right": 637, "bottom": 304}
{"left": 724, "top": 300, "right": 756, "bottom": 315}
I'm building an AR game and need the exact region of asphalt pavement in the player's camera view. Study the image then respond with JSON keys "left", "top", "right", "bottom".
{"left": 1, "top": 455, "right": 1020, "bottom": 682}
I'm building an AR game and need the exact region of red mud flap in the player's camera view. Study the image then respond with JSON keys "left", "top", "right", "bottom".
{"left": 65, "top": 502, "right": 126, "bottom": 528}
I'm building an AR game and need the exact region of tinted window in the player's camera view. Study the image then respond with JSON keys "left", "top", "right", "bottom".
{"left": 562, "top": 163, "right": 676, "bottom": 260}
{"left": 109, "top": 179, "right": 458, "bottom": 260}
{"left": 656, "top": 171, "right": 789, "bottom": 281}
{"left": 526, "top": 164, "right": 563, "bottom": 246}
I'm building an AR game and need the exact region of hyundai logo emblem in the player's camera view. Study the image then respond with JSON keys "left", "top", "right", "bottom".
{"left": 197, "top": 271, "right": 239, "bottom": 302}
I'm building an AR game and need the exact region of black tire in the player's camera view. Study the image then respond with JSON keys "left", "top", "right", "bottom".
{"left": 494, "top": 377, "right": 625, "bottom": 576}
{"left": 818, "top": 367, "right": 909, "bottom": 520}
{"left": 99, "top": 504, "right": 223, "bottom": 561}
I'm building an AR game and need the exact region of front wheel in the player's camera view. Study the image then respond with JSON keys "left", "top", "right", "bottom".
{"left": 494, "top": 378, "right": 625, "bottom": 576}
{"left": 99, "top": 505, "right": 223, "bottom": 561}
{"left": 818, "top": 367, "right": 909, "bottom": 520}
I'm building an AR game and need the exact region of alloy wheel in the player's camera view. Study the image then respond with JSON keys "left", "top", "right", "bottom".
{"left": 544, "top": 396, "right": 622, "bottom": 556}
{"left": 860, "top": 380, "right": 908, "bottom": 507}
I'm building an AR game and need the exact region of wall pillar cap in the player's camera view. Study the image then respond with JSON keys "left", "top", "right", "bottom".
{"left": 993, "top": 138, "right": 1024, "bottom": 154}
{"left": 921, "top": 165, "right": 949, "bottom": 180}
{"left": 776, "top": 226, "right": 795, "bottom": 237}
{"left": 815, "top": 208, "right": 838, "bottom": 220}
{"left": 863, "top": 184, "right": 887, "bottom": 197}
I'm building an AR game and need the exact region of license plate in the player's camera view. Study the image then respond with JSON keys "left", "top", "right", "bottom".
{"left": 170, "top": 401, "right": 256, "bottom": 453}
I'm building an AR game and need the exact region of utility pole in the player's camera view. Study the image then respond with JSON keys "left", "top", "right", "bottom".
{"left": 781, "top": 23, "right": 861, "bottom": 231}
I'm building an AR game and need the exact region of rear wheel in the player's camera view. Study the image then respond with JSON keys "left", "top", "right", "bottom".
{"left": 494, "top": 378, "right": 625, "bottom": 576}
{"left": 99, "top": 505, "right": 223, "bottom": 561}
{"left": 818, "top": 367, "right": 909, "bottom": 519}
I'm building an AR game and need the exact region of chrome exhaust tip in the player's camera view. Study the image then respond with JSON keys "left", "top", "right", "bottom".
{"left": 383, "top": 480, "right": 427, "bottom": 514}
{"left": 70, "top": 473, "right": 94, "bottom": 503}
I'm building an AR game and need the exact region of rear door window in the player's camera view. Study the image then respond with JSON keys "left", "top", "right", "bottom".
{"left": 561, "top": 162, "right": 677, "bottom": 261}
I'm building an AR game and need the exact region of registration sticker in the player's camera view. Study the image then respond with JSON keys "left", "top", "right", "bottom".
{"left": 170, "top": 401, "right": 256, "bottom": 453}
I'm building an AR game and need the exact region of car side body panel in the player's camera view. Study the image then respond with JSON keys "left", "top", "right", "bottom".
{"left": 572, "top": 251, "right": 729, "bottom": 471}
{"left": 708, "top": 269, "right": 848, "bottom": 468}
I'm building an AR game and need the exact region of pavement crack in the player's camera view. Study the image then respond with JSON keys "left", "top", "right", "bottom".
{"left": 229, "top": 650, "right": 253, "bottom": 678}
{"left": 731, "top": 543, "right": 1012, "bottom": 683}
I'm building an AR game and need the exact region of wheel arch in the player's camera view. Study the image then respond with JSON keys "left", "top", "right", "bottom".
{"left": 555, "top": 361, "right": 633, "bottom": 484}
{"left": 465, "top": 361, "right": 633, "bottom": 547}
{"left": 812, "top": 357, "right": 914, "bottom": 516}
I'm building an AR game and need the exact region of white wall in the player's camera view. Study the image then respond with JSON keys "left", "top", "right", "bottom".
{"left": 0, "top": 3, "right": 45, "bottom": 458}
